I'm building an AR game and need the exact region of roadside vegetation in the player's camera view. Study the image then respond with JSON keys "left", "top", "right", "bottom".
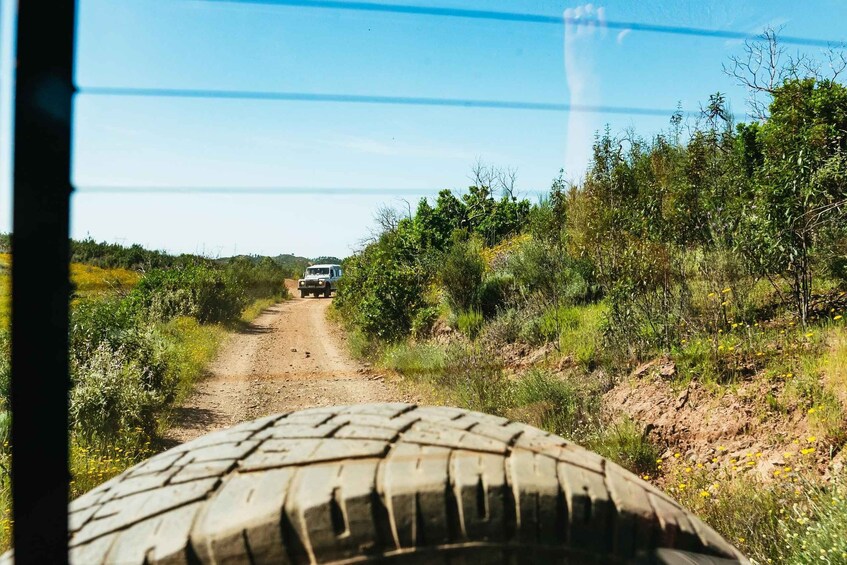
{"left": 0, "top": 239, "right": 300, "bottom": 550}
{"left": 334, "top": 35, "right": 847, "bottom": 562}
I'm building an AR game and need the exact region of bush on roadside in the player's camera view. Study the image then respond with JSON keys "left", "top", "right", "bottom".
{"left": 440, "top": 236, "right": 485, "bottom": 314}
{"left": 335, "top": 232, "right": 427, "bottom": 341}
{"left": 70, "top": 343, "right": 163, "bottom": 442}
{"left": 131, "top": 265, "right": 243, "bottom": 323}
{"left": 70, "top": 297, "right": 171, "bottom": 396}
{"left": 440, "top": 345, "right": 509, "bottom": 415}
{"left": 479, "top": 307, "right": 525, "bottom": 347}
{"left": 477, "top": 273, "right": 514, "bottom": 318}
{"left": 411, "top": 306, "right": 439, "bottom": 340}
{"left": 510, "top": 369, "right": 600, "bottom": 441}
{"left": 224, "top": 256, "right": 289, "bottom": 303}
{"left": 383, "top": 342, "right": 446, "bottom": 376}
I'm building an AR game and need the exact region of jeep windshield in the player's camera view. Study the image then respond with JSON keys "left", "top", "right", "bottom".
{"left": 306, "top": 267, "right": 330, "bottom": 276}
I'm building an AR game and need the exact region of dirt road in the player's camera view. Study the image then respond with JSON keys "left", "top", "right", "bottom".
{"left": 165, "top": 281, "right": 405, "bottom": 444}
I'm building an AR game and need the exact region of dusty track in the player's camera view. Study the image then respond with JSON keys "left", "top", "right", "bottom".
{"left": 165, "top": 281, "right": 404, "bottom": 444}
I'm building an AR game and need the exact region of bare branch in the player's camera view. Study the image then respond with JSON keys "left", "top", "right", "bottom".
{"left": 372, "top": 204, "right": 400, "bottom": 235}
{"left": 723, "top": 28, "right": 785, "bottom": 120}
{"left": 725, "top": 27, "right": 847, "bottom": 120}
{"left": 826, "top": 48, "right": 847, "bottom": 80}
{"left": 495, "top": 166, "right": 518, "bottom": 200}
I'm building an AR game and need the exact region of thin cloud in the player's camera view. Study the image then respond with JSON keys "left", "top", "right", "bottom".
{"left": 334, "top": 135, "right": 476, "bottom": 160}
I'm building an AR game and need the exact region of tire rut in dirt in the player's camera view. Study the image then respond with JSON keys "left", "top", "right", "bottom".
{"left": 11, "top": 404, "right": 748, "bottom": 564}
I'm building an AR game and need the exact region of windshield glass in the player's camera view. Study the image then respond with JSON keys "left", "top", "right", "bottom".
{"left": 306, "top": 267, "right": 330, "bottom": 276}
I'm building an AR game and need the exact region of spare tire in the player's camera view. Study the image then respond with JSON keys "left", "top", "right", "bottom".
{"left": 45, "top": 404, "right": 747, "bottom": 563}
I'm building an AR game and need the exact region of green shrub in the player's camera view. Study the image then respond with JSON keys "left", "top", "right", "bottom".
{"left": 335, "top": 232, "right": 426, "bottom": 341}
{"left": 70, "top": 343, "right": 163, "bottom": 442}
{"left": 588, "top": 418, "right": 659, "bottom": 476}
{"left": 440, "top": 346, "right": 509, "bottom": 415}
{"left": 518, "top": 308, "right": 554, "bottom": 346}
{"left": 480, "top": 307, "right": 524, "bottom": 346}
{"left": 477, "top": 273, "right": 513, "bottom": 318}
{"left": 224, "top": 256, "right": 289, "bottom": 302}
{"left": 506, "top": 238, "right": 594, "bottom": 303}
{"left": 0, "top": 412, "right": 9, "bottom": 452}
{"left": 440, "top": 237, "right": 485, "bottom": 314}
{"left": 510, "top": 370, "right": 599, "bottom": 441}
{"left": 457, "top": 310, "right": 484, "bottom": 340}
{"left": 132, "top": 265, "right": 243, "bottom": 323}
{"left": 70, "top": 298, "right": 170, "bottom": 396}
{"left": 555, "top": 303, "right": 605, "bottom": 369}
{"left": 411, "top": 306, "right": 439, "bottom": 340}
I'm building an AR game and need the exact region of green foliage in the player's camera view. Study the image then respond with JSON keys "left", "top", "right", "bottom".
{"left": 511, "top": 369, "right": 600, "bottom": 442}
{"left": 746, "top": 79, "right": 847, "bottom": 323}
{"left": 71, "top": 238, "right": 185, "bottom": 270}
{"left": 479, "top": 307, "right": 526, "bottom": 346}
{"left": 440, "top": 236, "right": 485, "bottom": 314}
{"left": 70, "top": 342, "right": 163, "bottom": 441}
{"left": 70, "top": 298, "right": 170, "bottom": 396}
{"left": 131, "top": 265, "right": 243, "bottom": 324}
{"left": 0, "top": 411, "right": 9, "bottom": 452}
{"left": 335, "top": 231, "right": 427, "bottom": 340}
{"left": 383, "top": 342, "right": 446, "bottom": 376}
{"left": 441, "top": 346, "right": 509, "bottom": 415}
{"left": 588, "top": 418, "right": 659, "bottom": 476}
{"left": 335, "top": 167, "right": 532, "bottom": 342}
{"left": 411, "top": 306, "right": 439, "bottom": 340}
{"left": 477, "top": 273, "right": 514, "bottom": 318}
{"left": 456, "top": 310, "right": 484, "bottom": 340}
{"left": 556, "top": 303, "right": 605, "bottom": 369}
{"left": 223, "top": 256, "right": 289, "bottom": 303}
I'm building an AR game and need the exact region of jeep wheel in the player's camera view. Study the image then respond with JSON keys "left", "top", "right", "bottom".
{"left": 299, "top": 290, "right": 306, "bottom": 298}
{"left": 55, "top": 404, "right": 746, "bottom": 564}
{"left": 324, "top": 287, "right": 332, "bottom": 298}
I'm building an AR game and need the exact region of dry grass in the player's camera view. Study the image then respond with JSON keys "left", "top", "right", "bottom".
{"left": 70, "top": 262, "right": 140, "bottom": 297}
{"left": 0, "top": 255, "right": 142, "bottom": 328}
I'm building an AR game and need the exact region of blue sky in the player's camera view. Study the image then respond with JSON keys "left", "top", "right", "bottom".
{"left": 1, "top": 0, "right": 846, "bottom": 259}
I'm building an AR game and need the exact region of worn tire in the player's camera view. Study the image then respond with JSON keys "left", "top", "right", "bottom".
{"left": 37, "top": 404, "right": 748, "bottom": 563}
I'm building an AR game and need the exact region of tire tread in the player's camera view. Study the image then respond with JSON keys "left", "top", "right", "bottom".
{"left": 17, "top": 404, "right": 747, "bottom": 564}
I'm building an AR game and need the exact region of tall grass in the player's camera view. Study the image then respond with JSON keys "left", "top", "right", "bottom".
{"left": 661, "top": 447, "right": 847, "bottom": 563}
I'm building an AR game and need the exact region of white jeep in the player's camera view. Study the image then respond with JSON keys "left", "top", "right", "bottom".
{"left": 297, "top": 263, "right": 342, "bottom": 298}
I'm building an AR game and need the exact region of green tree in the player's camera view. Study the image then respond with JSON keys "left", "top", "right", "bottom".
{"left": 751, "top": 78, "right": 847, "bottom": 324}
